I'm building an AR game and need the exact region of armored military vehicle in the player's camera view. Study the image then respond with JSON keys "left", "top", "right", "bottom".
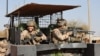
{"left": 5, "top": 3, "right": 99, "bottom": 56}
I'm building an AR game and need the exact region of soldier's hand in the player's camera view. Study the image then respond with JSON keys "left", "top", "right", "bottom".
{"left": 0, "top": 53, "right": 5, "bottom": 56}
{"left": 66, "top": 31, "right": 72, "bottom": 35}
{"left": 34, "top": 37, "right": 42, "bottom": 42}
{"left": 0, "top": 40, "right": 8, "bottom": 48}
{"left": 0, "top": 47, "right": 7, "bottom": 53}
{"left": 65, "top": 31, "right": 72, "bottom": 38}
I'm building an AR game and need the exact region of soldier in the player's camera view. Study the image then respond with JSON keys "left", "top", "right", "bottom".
{"left": 70, "top": 32, "right": 83, "bottom": 42}
{"left": 0, "top": 38, "right": 9, "bottom": 56}
{"left": 51, "top": 18, "right": 74, "bottom": 56}
{"left": 0, "top": 24, "right": 10, "bottom": 56}
{"left": 52, "top": 19, "right": 72, "bottom": 44}
{"left": 21, "top": 20, "right": 47, "bottom": 45}
{"left": 82, "top": 33, "right": 90, "bottom": 43}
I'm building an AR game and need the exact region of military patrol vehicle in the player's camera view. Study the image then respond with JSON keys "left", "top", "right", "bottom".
{"left": 5, "top": 3, "right": 99, "bottom": 56}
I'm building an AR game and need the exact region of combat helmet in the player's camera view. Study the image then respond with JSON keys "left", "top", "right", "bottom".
{"left": 56, "top": 19, "right": 67, "bottom": 26}
{"left": 27, "top": 20, "right": 37, "bottom": 29}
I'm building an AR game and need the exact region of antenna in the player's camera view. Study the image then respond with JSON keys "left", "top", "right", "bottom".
{"left": 6, "top": 0, "right": 8, "bottom": 15}
{"left": 87, "top": 0, "right": 91, "bottom": 43}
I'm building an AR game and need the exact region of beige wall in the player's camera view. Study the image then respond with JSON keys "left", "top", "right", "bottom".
{"left": 90, "top": 36, "right": 100, "bottom": 43}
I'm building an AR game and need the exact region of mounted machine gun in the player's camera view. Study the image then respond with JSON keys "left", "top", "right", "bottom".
{"left": 59, "top": 27, "right": 95, "bottom": 43}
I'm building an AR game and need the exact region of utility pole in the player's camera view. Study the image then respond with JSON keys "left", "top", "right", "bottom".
{"left": 87, "top": 0, "right": 91, "bottom": 43}
{"left": 87, "top": 0, "right": 91, "bottom": 31}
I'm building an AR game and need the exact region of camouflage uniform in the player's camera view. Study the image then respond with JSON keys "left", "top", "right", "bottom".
{"left": 0, "top": 39, "right": 9, "bottom": 56}
{"left": 52, "top": 28, "right": 72, "bottom": 44}
{"left": 82, "top": 33, "right": 90, "bottom": 43}
{"left": 52, "top": 19, "right": 72, "bottom": 44}
{"left": 51, "top": 19, "right": 73, "bottom": 56}
{"left": 21, "top": 20, "right": 47, "bottom": 45}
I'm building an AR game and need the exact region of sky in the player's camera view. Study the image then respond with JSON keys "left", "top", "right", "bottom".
{"left": 0, "top": 0, "right": 100, "bottom": 36}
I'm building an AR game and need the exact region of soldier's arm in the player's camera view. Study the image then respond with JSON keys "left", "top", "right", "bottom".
{"left": 41, "top": 34, "right": 47, "bottom": 40}
{"left": 20, "top": 30, "right": 28, "bottom": 40}
{"left": 34, "top": 33, "right": 47, "bottom": 42}
{"left": 53, "top": 29, "right": 67, "bottom": 41}
{"left": 65, "top": 31, "right": 72, "bottom": 38}
{"left": 35, "top": 30, "right": 47, "bottom": 40}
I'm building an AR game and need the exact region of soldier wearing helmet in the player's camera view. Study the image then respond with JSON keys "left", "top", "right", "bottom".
{"left": 21, "top": 20, "right": 47, "bottom": 45}
{"left": 52, "top": 19, "right": 72, "bottom": 44}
